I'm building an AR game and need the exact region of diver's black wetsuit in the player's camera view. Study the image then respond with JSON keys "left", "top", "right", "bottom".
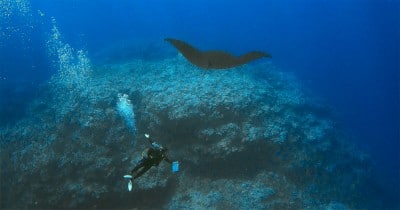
{"left": 130, "top": 136, "right": 172, "bottom": 180}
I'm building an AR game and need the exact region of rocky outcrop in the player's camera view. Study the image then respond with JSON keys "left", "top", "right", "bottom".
{"left": 0, "top": 56, "right": 373, "bottom": 209}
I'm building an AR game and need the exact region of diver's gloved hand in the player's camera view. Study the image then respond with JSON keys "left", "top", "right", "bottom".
{"left": 123, "top": 175, "right": 133, "bottom": 191}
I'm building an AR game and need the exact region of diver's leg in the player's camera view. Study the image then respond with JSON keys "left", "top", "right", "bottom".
{"left": 131, "top": 160, "right": 145, "bottom": 175}
{"left": 133, "top": 164, "right": 152, "bottom": 180}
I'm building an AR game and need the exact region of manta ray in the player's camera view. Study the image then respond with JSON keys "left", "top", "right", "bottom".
{"left": 165, "top": 38, "right": 271, "bottom": 69}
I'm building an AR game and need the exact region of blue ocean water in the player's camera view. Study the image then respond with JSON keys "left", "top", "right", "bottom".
{"left": 1, "top": 0, "right": 399, "bottom": 208}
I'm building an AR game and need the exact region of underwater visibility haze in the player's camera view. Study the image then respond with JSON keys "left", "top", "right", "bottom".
{"left": 0, "top": 0, "right": 399, "bottom": 209}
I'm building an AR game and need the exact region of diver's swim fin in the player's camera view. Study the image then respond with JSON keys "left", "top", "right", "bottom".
{"left": 123, "top": 175, "right": 133, "bottom": 191}
{"left": 128, "top": 180, "right": 132, "bottom": 191}
{"left": 123, "top": 175, "right": 132, "bottom": 179}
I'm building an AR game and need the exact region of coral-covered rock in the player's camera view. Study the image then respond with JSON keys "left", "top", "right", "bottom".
{"left": 0, "top": 56, "right": 374, "bottom": 209}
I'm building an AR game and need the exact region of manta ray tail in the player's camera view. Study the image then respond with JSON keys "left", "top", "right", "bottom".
{"left": 239, "top": 51, "right": 272, "bottom": 64}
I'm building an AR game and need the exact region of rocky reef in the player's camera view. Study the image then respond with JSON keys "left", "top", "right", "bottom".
{"left": 0, "top": 55, "right": 375, "bottom": 209}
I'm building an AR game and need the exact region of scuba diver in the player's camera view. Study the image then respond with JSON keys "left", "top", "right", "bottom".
{"left": 123, "top": 134, "right": 179, "bottom": 191}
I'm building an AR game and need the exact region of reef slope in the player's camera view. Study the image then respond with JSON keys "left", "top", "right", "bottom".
{"left": 0, "top": 56, "right": 373, "bottom": 209}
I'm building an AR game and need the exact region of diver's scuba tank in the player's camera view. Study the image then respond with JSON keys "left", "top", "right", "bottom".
{"left": 172, "top": 161, "right": 179, "bottom": 173}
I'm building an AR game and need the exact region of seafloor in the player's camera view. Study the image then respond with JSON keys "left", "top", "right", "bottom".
{"left": 0, "top": 50, "right": 379, "bottom": 209}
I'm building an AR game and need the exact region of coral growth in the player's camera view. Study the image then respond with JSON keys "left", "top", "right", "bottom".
{"left": 0, "top": 55, "right": 375, "bottom": 209}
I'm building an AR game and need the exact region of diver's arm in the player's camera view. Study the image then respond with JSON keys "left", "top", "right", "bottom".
{"left": 145, "top": 133, "right": 154, "bottom": 144}
{"left": 145, "top": 133, "right": 163, "bottom": 149}
{"left": 163, "top": 155, "right": 172, "bottom": 164}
